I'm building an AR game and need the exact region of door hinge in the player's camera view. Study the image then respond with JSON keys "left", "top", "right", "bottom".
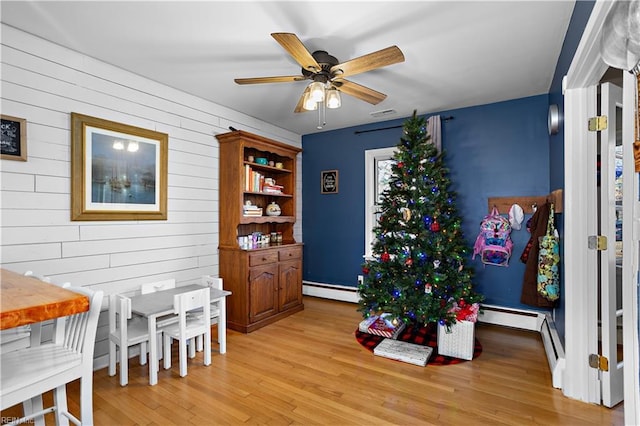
{"left": 588, "top": 235, "right": 608, "bottom": 250}
{"left": 589, "top": 353, "right": 610, "bottom": 371}
{"left": 588, "top": 115, "right": 608, "bottom": 131}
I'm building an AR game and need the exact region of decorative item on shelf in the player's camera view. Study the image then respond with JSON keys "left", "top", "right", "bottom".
{"left": 247, "top": 155, "right": 254, "bottom": 163}
{"left": 255, "top": 157, "right": 268, "bottom": 165}
{"left": 276, "top": 232, "right": 283, "bottom": 243}
{"left": 269, "top": 160, "right": 275, "bottom": 167}
{"left": 275, "top": 162, "right": 283, "bottom": 169}
{"left": 265, "top": 201, "right": 281, "bottom": 216}
{"left": 263, "top": 177, "right": 284, "bottom": 194}
{"left": 242, "top": 200, "right": 262, "bottom": 217}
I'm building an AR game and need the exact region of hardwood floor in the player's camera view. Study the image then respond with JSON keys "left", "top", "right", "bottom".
{"left": 2, "top": 296, "right": 624, "bottom": 425}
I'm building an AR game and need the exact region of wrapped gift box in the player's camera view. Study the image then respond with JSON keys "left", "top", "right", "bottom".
{"left": 437, "top": 320, "right": 475, "bottom": 360}
{"left": 359, "top": 314, "right": 405, "bottom": 339}
{"left": 374, "top": 338, "right": 433, "bottom": 366}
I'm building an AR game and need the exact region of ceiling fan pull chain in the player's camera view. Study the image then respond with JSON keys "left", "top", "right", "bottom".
{"left": 317, "top": 101, "right": 326, "bottom": 129}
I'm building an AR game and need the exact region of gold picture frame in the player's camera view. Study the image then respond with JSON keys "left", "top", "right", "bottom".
{"left": 1, "top": 114, "right": 27, "bottom": 161}
{"left": 71, "top": 113, "right": 168, "bottom": 221}
{"left": 321, "top": 169, "right": 338, "bottom": 194}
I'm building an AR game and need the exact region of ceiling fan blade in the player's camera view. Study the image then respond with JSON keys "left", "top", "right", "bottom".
{"left": 330, "top": 46, "right": 404, "bottom": 78}
{"left": 235, "top": 75, "right": 306, "bottom": 85}
{"left": 271, "top": 32, "right": 321, "bottom": 72}
{"left": 294, "top": 86, "right": 311, "bottom": 113}
{"left": 334, "top": 79, "right": 387, "bottom": 105}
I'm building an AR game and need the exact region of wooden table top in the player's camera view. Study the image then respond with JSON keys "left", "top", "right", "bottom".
{"left": 0, "top": 268, "right": 90, "bottom": 330}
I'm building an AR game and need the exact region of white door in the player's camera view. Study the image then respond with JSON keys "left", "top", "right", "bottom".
{"left": 599, "top": 81, "right": 624, "bottom": 407}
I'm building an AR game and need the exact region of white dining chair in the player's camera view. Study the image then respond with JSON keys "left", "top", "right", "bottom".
{"left": 108, "top": 294, "right": 162, "bottom": 386}
{"left": 195, "top": 275, "right": 225, "bottom": 353}
{"left": 0, "top": 286, "right": 104, "bottom": 426}
{"left": 10, "top": 271, "right": 71, "bottom": 426}
{"left": 162, "top": 287, "right": 211, "bottom": 377}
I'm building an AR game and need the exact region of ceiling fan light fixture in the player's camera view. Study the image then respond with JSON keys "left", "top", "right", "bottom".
{"left": 302, "top": 90, "right": 318, "bottom": 111}
{"left": 308, "top": 81, "right": 325, "bottom": 102}
{"left": 325, "top": 88, "right": 341, "bottom": 109}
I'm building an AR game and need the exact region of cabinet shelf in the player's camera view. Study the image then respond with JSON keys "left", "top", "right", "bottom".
{"left": 243, "top": 191, "right": 293, "bottom": 198}
{"left": 244, "top": 161, "right": 292, "bottom": 174}
{"left": 240, "top": 215, "right": 295, "bottom": 224}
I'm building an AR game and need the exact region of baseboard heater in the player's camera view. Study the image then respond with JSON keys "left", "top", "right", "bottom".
{"left": 303, "top": 282, "right": 565, "bottom": 388}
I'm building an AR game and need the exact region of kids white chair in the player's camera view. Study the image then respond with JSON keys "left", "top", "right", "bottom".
{"left": 0, "top": 286, "right": 104, "bottom": 426}
{"left": 162, "top": 287, "right": 211, "bottom": 377}
{"left": 140, "top": 278, "right": 176, "bottom": 295}
{"left": 108, "top": 294, "right": 162, "bottom": 386}
{"left": 195, "top": 275, "right": 226, "bottom": 354}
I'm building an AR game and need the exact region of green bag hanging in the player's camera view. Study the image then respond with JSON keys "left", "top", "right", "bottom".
{"left": 537, "top": 203, "right": 560, "bottom": 301}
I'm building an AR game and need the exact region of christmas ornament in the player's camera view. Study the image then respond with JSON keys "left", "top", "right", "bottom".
{"left": 430, "top": 220, "right": 440, "bottom": 232}
{"left": 381, "top": 252, "right": 390, "bottom": 262}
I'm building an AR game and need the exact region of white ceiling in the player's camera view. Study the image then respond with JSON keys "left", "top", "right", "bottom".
{"left": 1, "top": 1, "right": 576, "bottom": 136}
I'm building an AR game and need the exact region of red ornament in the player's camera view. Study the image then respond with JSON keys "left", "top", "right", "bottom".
{"left": 381, "top": 252, "right": 390, "bottom": 262}
{"left": 362, "top": 266, "right": 370, "bottom": 275}
{"left": 405, "top": 258, "right": 413, "bottom": 266}
{"left": 397, "top": 162, "right": 404, "bottom": 169}
{"left": 430, "top": 220, "right": 440, "bottom": 232}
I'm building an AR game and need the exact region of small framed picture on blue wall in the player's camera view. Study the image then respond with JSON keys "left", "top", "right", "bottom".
{"left": 321, "top": 170, "right": 338, "bottom": 194}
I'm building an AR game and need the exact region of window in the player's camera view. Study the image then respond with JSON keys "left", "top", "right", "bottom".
{"left": 364, "top": 147, "right": 396, "bottom": 258}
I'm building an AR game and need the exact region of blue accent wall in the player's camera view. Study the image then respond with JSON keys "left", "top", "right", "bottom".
{"left": 303, "top": 95, "right": 550, "bottom": 310}
{"left": 301, "top": 1, "right": 595, "bottom": 319}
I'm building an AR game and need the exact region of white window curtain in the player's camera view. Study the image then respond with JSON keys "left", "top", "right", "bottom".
{"left": 426, "top": 115, "right": 442, "bottom": 153}
{"left": 600, "top": 0, "right": 640, "bottom": 74}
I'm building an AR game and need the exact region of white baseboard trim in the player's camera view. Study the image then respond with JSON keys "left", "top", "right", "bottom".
{"left": 303, "top": 281, "right": 359, "bottom": 303}
{"left": 478, "top": 304, "right": 545, "bottom": 331}
{"left": 541, "top": 313, "right": 565, "bottom": 389}
{"left": 303, "top": 282, "right": 565, "bottom": 388}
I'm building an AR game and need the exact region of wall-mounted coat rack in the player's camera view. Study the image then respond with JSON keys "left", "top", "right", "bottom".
{"left": 487, "top": 189, "right": 563, "bottom": 215}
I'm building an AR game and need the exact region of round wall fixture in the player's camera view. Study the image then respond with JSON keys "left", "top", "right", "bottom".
{"left": 548, "top": 104, "right": 560, "bottom": 135}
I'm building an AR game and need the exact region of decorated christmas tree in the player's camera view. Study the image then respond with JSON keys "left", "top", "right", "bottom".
{"left": 358, "top": 112, "right": 483, "bottom": 328}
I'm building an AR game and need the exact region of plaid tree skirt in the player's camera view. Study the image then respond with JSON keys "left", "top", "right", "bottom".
{"left": 355, "top": 322, "right": 482, "bottom": 365}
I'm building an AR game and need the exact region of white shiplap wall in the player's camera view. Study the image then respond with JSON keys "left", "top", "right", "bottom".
{"left": 0, "top": 24, "right": 302, "bottom": 366}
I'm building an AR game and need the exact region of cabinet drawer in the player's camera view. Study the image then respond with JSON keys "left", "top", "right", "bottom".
{"left": 249, "top": 251, "right": 278, "bottom": 266}
{"left": 279, "top": 246, "right": 302, "bottom": 261}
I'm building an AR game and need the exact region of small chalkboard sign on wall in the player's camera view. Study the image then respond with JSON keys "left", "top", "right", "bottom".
{"left": 321, "top": 170, "right": 338, "bottom": 194}
{"left": 1, "top": 115, "right": 27, "bottom": 161}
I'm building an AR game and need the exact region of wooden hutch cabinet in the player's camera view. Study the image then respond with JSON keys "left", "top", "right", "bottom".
{"left": 216, "top": 130, "right": 303, "bottom": 333}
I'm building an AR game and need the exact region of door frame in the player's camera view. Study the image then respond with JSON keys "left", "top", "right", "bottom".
{"left": 564, "top": 0, "right": 639, "bottom": 421}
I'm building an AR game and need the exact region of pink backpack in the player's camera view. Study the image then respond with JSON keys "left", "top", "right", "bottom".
{"left": 473, "top": 206, "right": 513, "bottom": 267}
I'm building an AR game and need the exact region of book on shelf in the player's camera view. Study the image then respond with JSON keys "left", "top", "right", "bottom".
{"left": 373, "top": 339, "right": 433, "bottom": 366}
{"left": 244, "top": 165, "right": 265, "bottom": 192}
{"left": 262, "top": 184, "right": 284, "bottom": 194}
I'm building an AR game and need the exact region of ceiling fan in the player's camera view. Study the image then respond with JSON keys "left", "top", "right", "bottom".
{"left": 234, "top": 33, "right": 405, "bottom": 115}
